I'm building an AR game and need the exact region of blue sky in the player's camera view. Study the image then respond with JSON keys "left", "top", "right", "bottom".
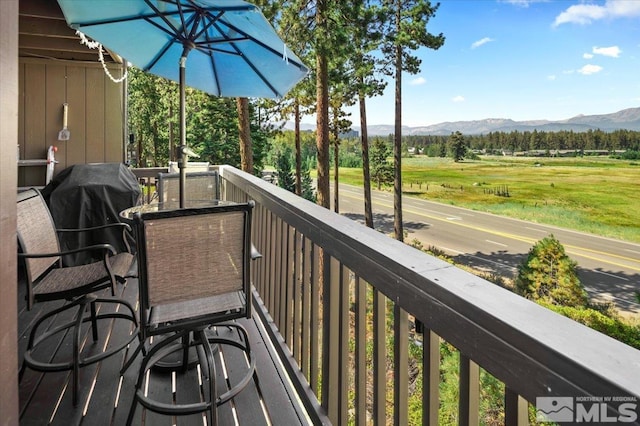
{"left": 344, "top": 0, "right": 640, "bottom": 127}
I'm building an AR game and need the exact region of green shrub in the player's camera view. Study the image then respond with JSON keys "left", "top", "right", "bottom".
{"left": 515, "top": 235, "right": 588, "bottom": 308}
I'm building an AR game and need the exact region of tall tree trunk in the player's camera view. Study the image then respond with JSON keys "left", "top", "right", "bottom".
{"left": 153, "top": 123, "right": 159, "bottom": 167}
{"left": 236, "top": 97, "right": 253, "bottom": 174}
{"left": 316, "top": 12, "right": 330, "bottom": 209}
{"left": 169, "top": 103, "right": 175, "bottom": 162}
{"left": 315, "top": 2, "right": 332, "bottom": 415}
{"left": 294, "top": 100, "right": 302, "bottom": 196}
{"left": 333, "top": 135, "right": 339, "bottom": 213}
{"left": 393, "top": 2, "right": 403, "bottom": 242}
{"left": 359, "top": 89, "right": 374, "bottom": 229}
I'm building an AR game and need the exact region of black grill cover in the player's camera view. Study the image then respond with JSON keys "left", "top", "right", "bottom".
{"left": 41, "top": 163, "right": 141, "bottom": 266}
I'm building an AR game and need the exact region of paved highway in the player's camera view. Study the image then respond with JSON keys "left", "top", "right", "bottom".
{"left": 333, "top": 183, "right": 640, "bottom": 317}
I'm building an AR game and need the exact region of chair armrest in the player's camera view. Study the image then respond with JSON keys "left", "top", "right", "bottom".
{"left": 57, "top": 222, "right": 132, "bottom": 234}
{"left": 18, "top": 243, "right": 117, "bottom": 259}
{"left": 57, "top": 222, "right": 133, "bottom": 253}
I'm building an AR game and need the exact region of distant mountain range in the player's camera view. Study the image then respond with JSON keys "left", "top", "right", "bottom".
{"left": 289, "top": 107, "right": 640, "bottom": 136}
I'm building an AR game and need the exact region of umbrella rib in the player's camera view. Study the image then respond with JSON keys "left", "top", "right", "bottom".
{"left": 207, "top": 50, "right": 222, "bottom": 97}
{"left": 142, "top": 1, "right": 206, "bottom": 69}
{"left": 144, "top": 0, "right": 182, "bottom": 36}
{"left": 191, "top": 10, "right": 224, "bottom": 43}
{"left": 176, "top": 0, "right": 199, "bottom": 44}
{"left": 208, "top": 21, "right": 281, "bottom": 98}
{"left": 217, "top": 20, "right": 308, "bottom": 73}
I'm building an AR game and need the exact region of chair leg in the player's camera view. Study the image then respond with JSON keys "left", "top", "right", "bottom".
{"left": 205, "top": 323, "right": 256, "bottom": 406}
{"left": 120, "top": 340, "right": 144, "bottom": 375}
{"left": 18, "top": 296, "right": 87, "bottom": 396}
{"left": 128, "top": 331, "right": 191, "bottom": 421}
{"left": 21, "top": 293, "right": 136, "bottom": 406}
{"left": 90, "top": 300, "right": 99, "bottom": 342}
{"left": 198, "top": 329, "right": 218, "bottom": 426}
{"left": 180, "top": 333, "right": 190, "bottom": 373}
{"left": 72, "top": 298, "right": 89, "bottom": 406}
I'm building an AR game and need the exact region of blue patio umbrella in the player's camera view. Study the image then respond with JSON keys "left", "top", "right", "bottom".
{"left": 57, "top": 0, "right": 308, "bottom": 207}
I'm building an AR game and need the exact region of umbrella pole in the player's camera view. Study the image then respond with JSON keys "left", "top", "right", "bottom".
{"left": 179, "top": 55, "right": 187, "bottom": 208}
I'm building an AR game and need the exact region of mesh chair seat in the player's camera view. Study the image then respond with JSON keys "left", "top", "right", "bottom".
{"left": 33, "top": 252, "right": 133, "bottom": 299}
{"left": 150, "top": 291, "right": 245, "bottom": 326}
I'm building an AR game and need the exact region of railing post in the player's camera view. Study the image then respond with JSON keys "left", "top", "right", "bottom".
{"left": 292, "top": 230, "right": 302, "bottom": 364}
{"left": 505, "top": 387, "right": 529, "bottom": 426}
{"left": 339, "top": 262, "right": 350, "bottom": 424}
{"left": 268, "top": 211, "right": 277, "bottom": 313}
{"left": 355, "top": 277, "right": 367, "bottom": 426}
{"left": 459, "top": 354, "right": 480, "bottom": 426}
{"left": 373, "top": 290, "right": 386, "bottom": 424}
{"left": 275, "top": 216, "right": 284, "bottom": 328}
{"left": 310, "top": 243, "right": 319, "bottom": 394}
{"left": 322, "top": 254, "right": 340, "bottom": 422}
{"left": 424, "top": 329, "right": 440, "bottom": 426}
{"left": 394, "top": 305, "right": 409, "bottom": 425}
{"left": 301, "top": 236, "right": 312, "bottom": 380}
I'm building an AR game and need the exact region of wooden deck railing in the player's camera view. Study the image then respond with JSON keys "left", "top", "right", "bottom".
{"left": 133, "top": 165, "right": 640, "bottom": 425}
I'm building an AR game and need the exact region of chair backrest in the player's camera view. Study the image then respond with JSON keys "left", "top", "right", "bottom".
{"left": 17, "top": 189, "right": 61, "bottom": 283}
{"left": 134, "top": 202, "right": 253, "bottom": 328}
{"left": 157, "top": 171, "right": 219, "bottom": 203}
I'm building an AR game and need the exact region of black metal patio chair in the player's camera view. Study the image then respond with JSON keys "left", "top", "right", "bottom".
{"left": 126, "top": 201, "right": 257, "bottom": 424}
{"left": 156, "top": 170, "right": 219, "bottom": 203}
{"left": 17, "top": 188, "right": 138, "bottom": 406}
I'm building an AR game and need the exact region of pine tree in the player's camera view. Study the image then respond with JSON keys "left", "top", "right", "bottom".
{"left": 516, "top": 235, "right": 588, "bottom": 308}
{"left": 275, "top": 147, "right": 295, "bottom": 193}
{"left": 370, "top": 138, "right": 394, "bottom": 190}
{"left": 380, "top": 0, "right": 445, "bottom": 242}
{"left": 447, "top": 131, "right": 466, "bottom": 162}
{"left": 301, "top": 157, "right": 317, "bottom": 202}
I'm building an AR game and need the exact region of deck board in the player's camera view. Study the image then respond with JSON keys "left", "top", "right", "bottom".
{"left": 18, "top": 273, "right": 315, "bottom": 425}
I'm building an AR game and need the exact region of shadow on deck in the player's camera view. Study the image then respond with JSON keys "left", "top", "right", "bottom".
{"left": 17, "top": 265, "right": 314, "bottom": 425}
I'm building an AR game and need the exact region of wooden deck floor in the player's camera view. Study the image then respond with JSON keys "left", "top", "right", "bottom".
{"left": 17, "top": 268, "right": 313, "bottom": 425}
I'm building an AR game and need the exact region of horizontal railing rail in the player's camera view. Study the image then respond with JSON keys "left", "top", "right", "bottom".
{"left": 134, "top": 165, "right": 640, "bottom": 425}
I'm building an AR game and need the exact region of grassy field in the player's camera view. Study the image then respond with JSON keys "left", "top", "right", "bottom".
{"left": 337, "top": 155, "right": 640, "bottom": 243}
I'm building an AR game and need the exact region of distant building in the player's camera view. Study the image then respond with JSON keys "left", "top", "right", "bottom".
{"left": 340, "top": 129, "right": 359, "bottom": 139}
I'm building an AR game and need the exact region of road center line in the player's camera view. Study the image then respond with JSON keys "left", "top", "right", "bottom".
{"left": 340, "top": 191, "right": 640, "bottom": 272}
{"left": 525, "top": 227, "right": 547, "bottom": 233}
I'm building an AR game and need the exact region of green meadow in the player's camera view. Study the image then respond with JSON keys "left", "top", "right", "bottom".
{"left": 338, "top": 155, "right": 640, "bottom": 243}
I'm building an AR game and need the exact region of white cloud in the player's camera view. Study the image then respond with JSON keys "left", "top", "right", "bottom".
{"left": 593, "top": 45, "right": 622, "bottom": 57}
{"left": 583, "top": 53, "right": 594, "bottom": 59}
{"left": 452, "top": 95, "right": 465, "bottom": 103}
{"left": 578, "top": 64, "right": 603, "bottom": 75}
{"left": 554, "top": 0, "right": 640, "bottom": 26}
{"left": 410, "top": 77, "right": 426, "bottom": 85}
{"left": 471, "top": 37, "right": 494, "bottom": 49}
{"left": 500, "top": 0, "right": 548, "bottom": 6}
{"left": 547, "top": 75, "right": 557, "bottom": 81}
{"left": 607, "top": 0, "right": 640, "bottom": 17}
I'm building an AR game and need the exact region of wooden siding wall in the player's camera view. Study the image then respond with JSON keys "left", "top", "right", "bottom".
{"left": 18, "top": 58, "right": 125, "bottom": 187}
